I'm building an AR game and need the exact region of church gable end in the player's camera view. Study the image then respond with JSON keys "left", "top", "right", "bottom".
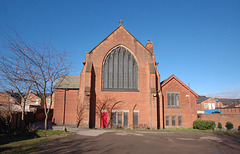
{"left": 53, "top": 22, "right": 198, "bottom": 130}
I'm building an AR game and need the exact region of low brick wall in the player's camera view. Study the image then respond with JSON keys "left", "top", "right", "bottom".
{"left": 34, "top": 108, "right": 53, "bottom": 122}
{"left": 217, "top": 108, "right": 240, "bottom": 114}
{"left": 198, "top": 114, "right": 240, "bottom": 128}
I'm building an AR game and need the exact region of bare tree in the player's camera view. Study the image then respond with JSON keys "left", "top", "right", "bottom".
{"left": 0, "top": 55, "right": 32, "bottom": 121}
{"left": 0, "top": 95, "right": 13, "bottom": 134}
{"left": 76, "top": 101, "right": 85, "bottom": 127}
{"left": 0, "top": 30, "right": 69, "bottom": 130}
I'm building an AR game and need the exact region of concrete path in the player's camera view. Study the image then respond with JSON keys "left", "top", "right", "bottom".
{"left": 52, "top": 125, "right": 112, "bottom": 136}
{"left": 33, "top": 121, "right": 112, "bottom": 136}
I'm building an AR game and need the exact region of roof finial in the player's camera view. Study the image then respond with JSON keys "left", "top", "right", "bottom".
{"left": 119, "top": 19, "right": 123, "bottom": 25}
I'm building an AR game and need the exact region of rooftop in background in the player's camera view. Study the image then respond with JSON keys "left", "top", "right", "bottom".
{"left": 218, "top": 98, "right": 240, "bottom": 106}
{"left": 0, "top": 90, "right": 21, "bottom": 99}
{"left": 197, "top": 95, "right": 209, "bottom": 104}
{"left": 197, "top": 96, "right": 240, "bottom": 107}
{"left": 54, "top": 75, "right": 80, "bottom": 89}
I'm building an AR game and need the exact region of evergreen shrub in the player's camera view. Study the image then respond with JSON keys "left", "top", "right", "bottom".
{"left": 225, "top": 122, "right": 233, "bottom": 130}
{"left": 193, "top": 120, "right": 216, "bottom": 130}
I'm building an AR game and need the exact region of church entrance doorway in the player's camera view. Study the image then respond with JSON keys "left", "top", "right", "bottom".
{"left": 101, "top": 112, "right": 107, "bottom": 128}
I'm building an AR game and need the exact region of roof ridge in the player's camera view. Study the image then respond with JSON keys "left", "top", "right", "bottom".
{"left": 161, "top": 74, "right": 198, "bottom": 97}
{"left": 88, "top": 25, "right": 153, "bottom": 55}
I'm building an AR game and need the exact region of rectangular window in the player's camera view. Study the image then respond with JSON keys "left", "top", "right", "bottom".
{"left": 168, "top": 94, "right": 171, "bottom": 106}
{"left": 208, "top": 103, "right": 212, "bottom": 109}
{"left": 48, "top": 99, "right": 51, "bottom": 105}
{"left": 172, "top": 116, "right": 175, "bottom": 126}
{"left": 167, "top": 92, "right": 180, "bottom": 107}
{"left": 212, "top": 103, "right": 215, "bottom": 109}
{"left": 171, "top": 94, "right": 175, "bottom": 106}
{"left": 35, "top": 99, "right": 38, "bottom": 104}
{"left": 134, "top": 112, "right": 138, "bottom": 126}
{"left": 124, "top": 112, "right": 128, "bottom": 126}
{"left": 166, "top": 116, "right": 169, "bottom": 126}
{"left": 204, "top": 103, "right": 208, "bottom": 108}
{"left": 176, "top": 93, "right": 179, "bottom": 106}
{"left": 117, "top": 112, "right": 122, "bottom": 126}
{"left": 112, "top": 112, "right": 116, "bottom": 125}
{"left": 178, "top": 116, "right": 182, "bottom": 126}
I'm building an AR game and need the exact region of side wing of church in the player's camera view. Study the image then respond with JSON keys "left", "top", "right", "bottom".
{"left": 53, "top": 23, "right": 198, "bottom": 129}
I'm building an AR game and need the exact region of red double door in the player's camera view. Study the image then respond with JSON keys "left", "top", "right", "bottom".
{"left": 101, "top": 112, "right": 107, "bottom": 128}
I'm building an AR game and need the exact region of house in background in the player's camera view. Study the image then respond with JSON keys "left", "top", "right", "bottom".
{"left": 197, "top": 96, "right": 225, "bottom": 114}
{"left": 46, "top": 92, "right": 55, "bottom": 109}
{"left": 217, "top": 98, "right": 240, "bottom": 108}
{"left": 53, "top": 22, "right": 198, "bottom": 129}
{"left": 24, "top": 91, "right": 43, "bottom": 111}
{"left": 0, "top": 90, "right": 22, "bottom": 112}
{"left": 23, "top": 91, "right": 55, "bottom": 111}
{"left": 197, "top": 96, "right": 240, "bottom": 114}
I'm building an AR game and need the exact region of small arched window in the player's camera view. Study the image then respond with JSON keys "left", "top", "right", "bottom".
{"left": 102, "top": 46, "right": 138, "bottom": 90}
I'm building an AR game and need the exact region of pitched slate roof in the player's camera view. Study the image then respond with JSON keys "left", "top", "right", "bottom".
{"left": 4, "top": 91, "right": 21, "bottom": 99}
{"left": 218, "top": 98, "right": 240, "bottom": 107}
{"left": 161, "top": 74, "right": 198, "bottom": 97}
{"left": 197, "top": 95, "right": 209, "bottom": 104}
{"left": 54, "top": 75, "right": 80, "bottom": 89}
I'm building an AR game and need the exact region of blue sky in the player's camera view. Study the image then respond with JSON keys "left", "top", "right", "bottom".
{"left": 0, "top": 0, "right": 240, "bottom": 98}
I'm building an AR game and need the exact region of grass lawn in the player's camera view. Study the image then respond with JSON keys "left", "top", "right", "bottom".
{"left": 0, "top": 130, "right": 73, "bottom": 154}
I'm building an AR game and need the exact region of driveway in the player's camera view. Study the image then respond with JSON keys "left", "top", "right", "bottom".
{"left": 37, "top": 130, "right": 240, "bottom": 154}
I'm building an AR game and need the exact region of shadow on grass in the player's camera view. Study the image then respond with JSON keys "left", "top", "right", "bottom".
{"left": 0, "top": 147, "right": 13, "bottom": 153}
{"left": 0, "top": 131, "right": 40, "bottom": 145}
{"left": 0, "top": 144, "right": 40, "bottom": 153}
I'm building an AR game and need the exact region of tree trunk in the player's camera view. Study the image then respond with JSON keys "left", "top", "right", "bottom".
{"left": 21, "top": 99, "right": 25, "bottom": 121}
{"left": 44, "top": 113, "right": 48, "bottom": 130}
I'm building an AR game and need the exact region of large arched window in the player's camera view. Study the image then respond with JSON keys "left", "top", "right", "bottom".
{"left": 102, "top": 46, "right": 138, "bottom": 90}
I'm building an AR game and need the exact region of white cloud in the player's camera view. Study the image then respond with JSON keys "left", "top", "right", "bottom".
{"left": 204, "top": 89, "right": 240, "bottom": 99}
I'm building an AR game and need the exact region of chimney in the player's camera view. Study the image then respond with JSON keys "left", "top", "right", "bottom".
{"left": 9, "top": 90, "right": 13, "bottom": 93}
{"left": 145, "top": 40, "right": 153, "bottom": 53}
{"left": 34, "top": 91, "right": 38, "bottom": 95}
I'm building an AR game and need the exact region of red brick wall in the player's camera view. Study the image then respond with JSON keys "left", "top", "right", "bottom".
{"left": 218, "top": 108, "right": 240, "bottom": 114}
{"left": 53, "top": 89, "right": 64, "bottom": 124}
{"left": 34, "top": 108, "right": 53, "bottom": 122}
{"left": 53, "top": 89, "right": 79, "bottom": 125}
{"left": 198, "top": 114, "right": 240, "bottom": 128}
{"left": 77, "top": 26, "right": 159, "bottom": 129}
{"left": 162, "top": 78, "right": 197, "bottom": 128}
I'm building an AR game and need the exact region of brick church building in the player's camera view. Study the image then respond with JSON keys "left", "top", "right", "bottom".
{"left": 53, "top": 22, "right": 198, "bottom": 129}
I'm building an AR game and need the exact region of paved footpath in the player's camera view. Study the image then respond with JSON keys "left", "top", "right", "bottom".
{"left": 52, "top": 125, "right": 112, "bottom": 136}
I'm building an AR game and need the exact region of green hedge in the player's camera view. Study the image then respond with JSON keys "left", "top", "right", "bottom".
{"left": 217, "top": 122, "right": 222, "bottom": 129}
{"left": 225, "top": 122, "right": 233, "bottom": 130}
{"left": 193, "top": 120, "right": 216, "bottom": 130}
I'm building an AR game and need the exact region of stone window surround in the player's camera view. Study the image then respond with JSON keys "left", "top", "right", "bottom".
{"left": 111, "top": 110, "right": 129, "bottom": 126}
{"left": 167, "top": 91, "right": 180, "bottom": 108}
{"left": 165, "top": 114, "right": 183, "bottom": 127}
